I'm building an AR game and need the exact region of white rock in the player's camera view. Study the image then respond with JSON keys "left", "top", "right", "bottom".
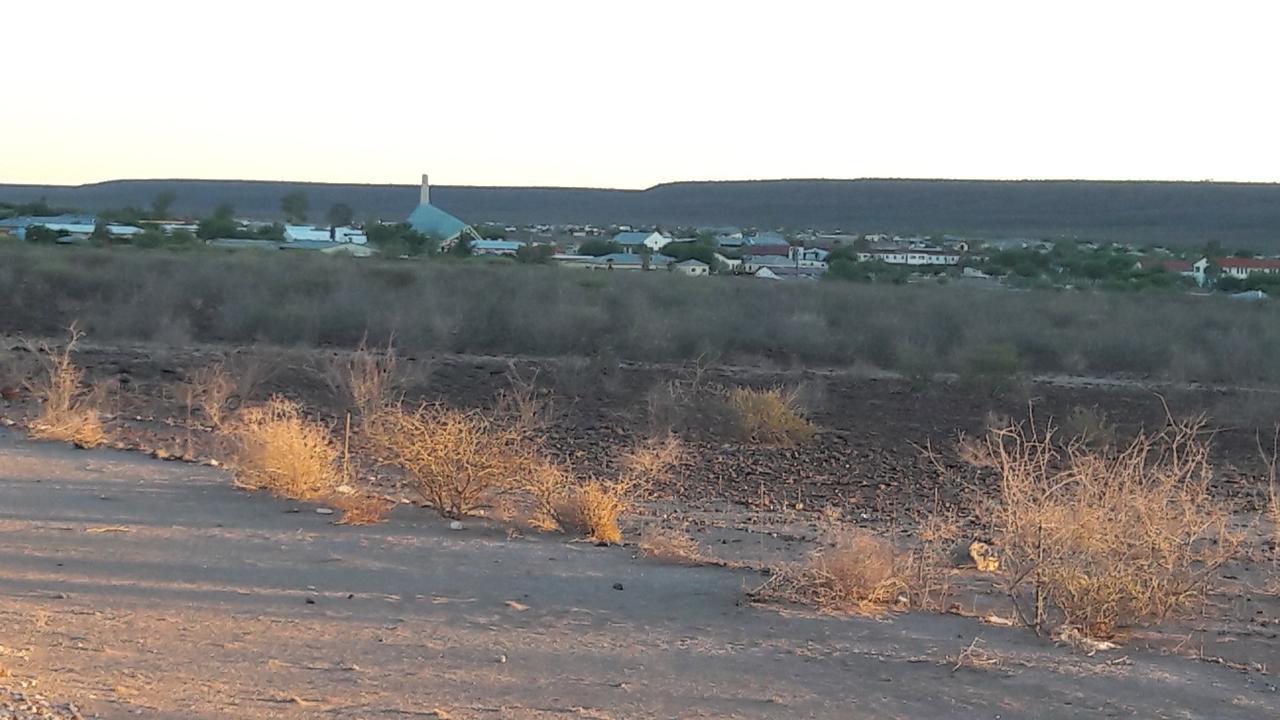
{"left": 315, "top": 507, "right": 335, "bottom": 515}
{"left": 448, "top": 521, "right": 464, "bottom": 531}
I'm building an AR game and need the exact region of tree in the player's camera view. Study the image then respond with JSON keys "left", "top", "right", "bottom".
{"left": 449, "top": 235, "right": 474, "bottom": 257}
{"left": 326, "top": 202, "right": 354, "bottom": 228}
{"left": 281, "top": 192, "right": 309, "bottom": 223}
{"left": 516, "top": 244, "right": 555, "bottom": 264}
{"left": 151, "top": 190, "right": 177, "bottom": 218}
{"left": 135, "top": 227, "right": 168, "bottom": 249}
{"left": 90, "top": 220, "right": 112, "bottom": 244}
{"left": 24, "top": 225, "right": 59, "bottom": 244}
{"left": 197, "top": 204, "right": 240, "bottom": 240}
{"left": 578, "top": 239, "right": 620, "bottom": 256}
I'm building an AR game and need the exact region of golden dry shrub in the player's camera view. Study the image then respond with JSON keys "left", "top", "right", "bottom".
{"left": 974, "top": 417, "right": 1238, "bottom": 637}
{"left": 330, "top": 493, "right": 395, "bottom": 526}
{"left": 726, "top": 386, "right": 816, "bottom": 447}
{"left": 554, "top": 480, "right": 627, "bottom": 544}
{"left": 183, "top": 362, "right": 235, "bottom": 429}
{"left": 362, "top": 403, "right": 531, "bottom": 518}
{"left": 316, "top": 339, "right": 417, "bottom": 418}
{"left": 753, "top": 525, "right": 907, "bottom": 614}
{"left": 638, "top": 526, "right": 704, "bottom": 564}
{"left": 25, "top": 325, "right": 104, "bottom": 448}
{"left": 228, "top": 396, "right": 341, "bottom": 500}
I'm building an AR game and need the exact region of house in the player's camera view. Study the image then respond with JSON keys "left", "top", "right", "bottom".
{"left": 284, "top": 225, "right": 368, "bottom": 245}
{"left": 856, "top": 249, "right": 960, "bottom": 266}
{"left": 587, "top": 253, "right": 676, "bottom": 270}
{"left": 743, "top": 244, "right": 792, "bottom": 258}
{"left": 471, "top": 239, "right": 525, "bottom": 256}
{"left": 1216, "top": 257, "right": 1280, "bottom": 280}
{"left": 673, "top": 259, "right": 709, "bottom": 277}
{"left": 612, "top": 231, "right": 670, "bottom": 254}
{"left": 406, "top": 174, "right": 482, "bottom": 248}
{"left": 713, "top": 252, "right": 742, "bottom": 272}
{"left": 765, "top": 266, "right": 825, "bottom": 281}
{"left": 793, "top": 247, "right": 830, "bottom": 263}
{"left": 1133, "top": 258, "right": 1198, "bottom": 282}
{"left": 1231, "top": 289, "right": 1269, "bottom": 302}
{"left": 279, "top": 241, "right": 377, "bottom": 257}
{"left": 740, "top": 255, "right": 791, "bottom": 273}
{"left": 744, "top": 231, "right": 786, "bottom": 246}
{"left": 752, "top": 267, "right": 782, "bottom": 280}
{"left": 0, "top": 215, "right": 143, "bottom": 241}
{"left": 714, "top": 234, "right": 746, "bottom": 248}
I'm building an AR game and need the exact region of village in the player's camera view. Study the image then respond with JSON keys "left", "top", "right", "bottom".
{"left": 3, "top": 174, "right": 1280, "bottom": 297}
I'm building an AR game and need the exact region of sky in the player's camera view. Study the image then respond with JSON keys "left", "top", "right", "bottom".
{"left": 4, "top": 0, "right": 1280, "bottom": 189}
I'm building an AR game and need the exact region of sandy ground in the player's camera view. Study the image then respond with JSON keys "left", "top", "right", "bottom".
{"left": 0, "top": 429, "right": 1276, "bottom": 719}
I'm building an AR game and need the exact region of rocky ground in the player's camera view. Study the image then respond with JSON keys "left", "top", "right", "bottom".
{"left": 0, "top": 431, "right": 1277, "bottom": 719}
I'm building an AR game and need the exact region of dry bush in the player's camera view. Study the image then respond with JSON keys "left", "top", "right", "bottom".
{"left": 330, "top": 493, "right": 395, "bottom": 526}
{"left": 726, "top": 386, "right": 817, "bottom": 446}
{"left": 183, "top": 362, "right": 235, "bottom": 428}
{"left": 753, "top": 524, "right": 908, "bottom": 614}
{"left": 639, "top": 525, "right": 705, "bottom": 564}
{"left": 494, "top": 365, "right": 555, "bottom": 438}
{"left": 227, "top": 396, "right": 341, "bottom": 500}
{"left": 906, "top": 507, "right": 965, "bottom": 609}
{"left": 317, "top": 340, "right": 414, "bottom": 417}
{"left": 1260, "top": 428, "right": 1280, "bottom": 559}
{"left": 362, "top": 403, "right": 533, "bottom": 518}
{"left": 25, "top": 326, "right": 104, "bottom": 448}
{"left": 971, "top": 415, "right": 1238, "bottom": 637}
{"left": 554, "top": 480, "right": 628, "bottom": 544}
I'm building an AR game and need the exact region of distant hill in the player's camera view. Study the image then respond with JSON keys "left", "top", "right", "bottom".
{"left": 2, "top": 178, "right": 1279, "bottom": 247}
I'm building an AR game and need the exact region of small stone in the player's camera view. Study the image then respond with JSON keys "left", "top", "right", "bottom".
{"left": 612, "top": 583, "right": 624, "bottom": 591}
{"left": 315, "top": 508, "right": 335, "bottom": 515}
{"left": 496, "top": 654, "right": 507, "bottom": 664}
{"left": 335, "top": 484, "right": 356, "bottom": 495}
{"left": 448, "top": 521, "right": 464, "bottom": 531}
{"left": 150, "top": 448, "right": 170, "bottom": 460}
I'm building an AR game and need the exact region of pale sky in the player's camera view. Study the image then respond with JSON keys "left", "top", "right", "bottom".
{"left": 5, "top": 0, "right": 1279, "bottom": 189}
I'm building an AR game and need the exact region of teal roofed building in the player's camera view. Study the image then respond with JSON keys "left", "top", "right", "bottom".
{"left": 406, "top": 174, "right": 481, "bottom": 247}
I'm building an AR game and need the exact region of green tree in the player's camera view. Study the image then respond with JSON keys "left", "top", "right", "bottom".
{"left": 90, "top": 220, "right": 112, "bottom": 244}
{"left": 326, "top": 202, "right": 354, "bottom": 228}
{"left": 281, "top": 192, "right": 309, "bottom": 223}
{"left": 516, "top": 243, "right": 555, "bottom": 264}
{"left": 449, "top": 235, "right": 474, "bottom": 257}
{"left": 197, "top": 204, "right": 240, "bottom": 240}
{"left": 25, "top": 225, "right": 60, "bottom": 244}
{"left": 135, "top": 227, "right": 168, "bottom": 248}
{"left": 151, "top": 190, "right": 177, "bottom": 218}
{"left": 578, "top": 239, "right": 620, "bottom": 256}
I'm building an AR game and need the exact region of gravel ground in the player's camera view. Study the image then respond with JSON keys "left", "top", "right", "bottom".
{"left": 0, "top": 688, "right": 82, "bottom": 720}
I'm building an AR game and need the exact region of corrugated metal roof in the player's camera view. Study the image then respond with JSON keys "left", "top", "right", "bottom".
{"left": 407, "top": 203, "right": 469, "bottom": 241}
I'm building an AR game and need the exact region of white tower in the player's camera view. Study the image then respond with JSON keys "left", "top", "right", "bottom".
{"left": 420, "top": 174, "right": 430, "bottom": 205}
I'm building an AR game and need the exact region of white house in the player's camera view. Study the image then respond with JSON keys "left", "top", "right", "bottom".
{"left": 613, "top": 231, "right": 671, "bottom": 254}
{"left": 1216, "top": 257, "right": 1280, "bottom": 280}
{"left": 792, "top": 247, "right": 830, "bottom": 263}
{"left": 284, "top": 225, "right": 368, "bottom": 245}
{"left": 673, "top": 259, "right": 710, "bottom": 276}
{"left": 713, "top": 252, "right": 742, "bottom": 272}
{"left": 471, "top": 239, "right": 525, "bottom": 256}
{"left": 857, "top": 249, "right": 960, "bottom": 266}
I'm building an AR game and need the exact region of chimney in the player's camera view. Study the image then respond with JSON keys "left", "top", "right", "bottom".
{"left": 420, "top": 174, "right": 430, "bottom": 205}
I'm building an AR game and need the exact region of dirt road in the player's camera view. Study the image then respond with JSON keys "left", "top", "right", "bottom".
{"left": 0, "top": 429, "right": 1274, "bottom": 719}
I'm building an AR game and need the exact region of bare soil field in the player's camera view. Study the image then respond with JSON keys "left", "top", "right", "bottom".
{"left": 2, "top": 340, "right": 1280, "bottom": 718}
{"left": 0, "top": 430, "right": 1277, "bottom": 719}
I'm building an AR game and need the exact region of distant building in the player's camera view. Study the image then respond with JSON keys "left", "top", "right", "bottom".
{"left": 586, "top": 252, "right": 676, "bottom": 270}
{"left": 1216, "top": 257, "right": 1280, "bottom": 280}
{"left": 284, "top": 225, "right": 367, "bottom": 244}
{"left": 673, "top": 258, "right": 710, "bottom": 277}
{"left": 857, "top": 249, "right": 960, "bottom": 266}
{"left": 406, "top": 174, "right": 482, "bottom": 248}
{"left": 612, "top": 231, "right": 670, "bottom": 254}
{"left": 744, "top": 231, "right": 786, "bottom": 246}
{"left": 471, "top": 239, "right": 525, "bottom": 256}
{"left": 279, "top": 241, "right": 377, "bottom": 257}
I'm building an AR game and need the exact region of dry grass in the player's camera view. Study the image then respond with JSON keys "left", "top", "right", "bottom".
{"left": 638, "top": 526, "right": 705, "bottom": 564}
{"left": 554, "top": 481, "right": 628, "bottom": 544}
{"left": 1260, "top": 428, "right": 1280, "bottom": 561}
{"left": 226, "top": 396, "right": 341, "bottom": 500}
{"left": 753, "top": 524, "right": 908, "bottom": 614}
{"left": 542, "top": 436, "right": 684, "bottom": 544}
{"left": 726, "top": 386, "right": 816, "bottom": 446}
{"left": 362, "top": 403, "right": 533, "bottom": 518}
{"left": 970, "top": 414, "right": 1238, "bottom": 637}
{"left": 184, "top": 362, "right": 235, "bottom": 428}
{"left": 316, "top": 340, "right": 415, "bottom": 417}
{"left": 25, "top": 325, "right": 104, "bottom": 448}
{"left": 330, "top": 493, "right": 395, "bottom": 526}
